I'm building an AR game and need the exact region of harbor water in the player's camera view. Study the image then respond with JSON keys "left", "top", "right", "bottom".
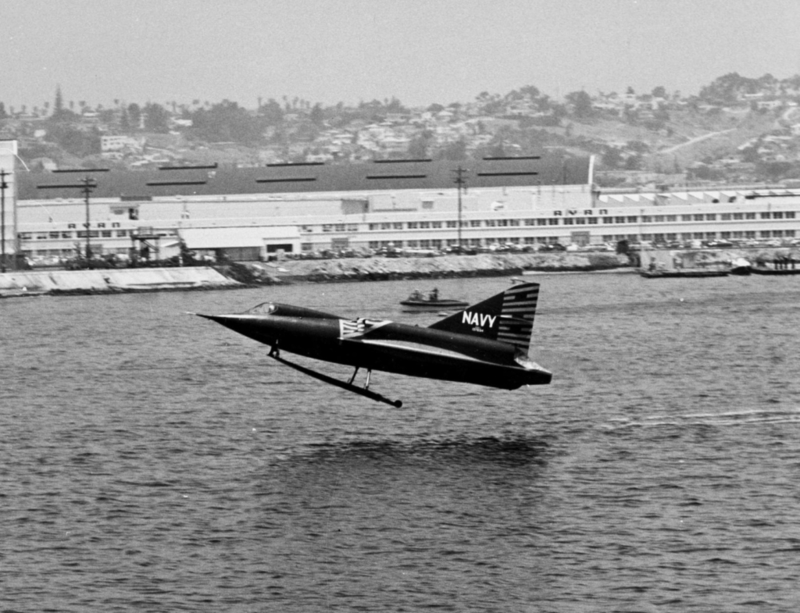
{"left": 3, "top": 273, "right": 800, "bottom": 611}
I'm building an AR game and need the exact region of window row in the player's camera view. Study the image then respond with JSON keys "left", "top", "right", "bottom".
{"left": 21, "top": 230, "right": 132, "bottom": 240}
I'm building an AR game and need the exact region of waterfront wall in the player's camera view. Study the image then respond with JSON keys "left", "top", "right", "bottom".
{"left": 0, "top": 266, "right": 241, "bottom": 297}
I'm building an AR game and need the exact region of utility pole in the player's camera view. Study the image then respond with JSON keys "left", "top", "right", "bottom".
{"left": 1, "top": 169, "right": 7, "bottom": 273}
{"left": 452, "top": 166, "right": 468, "bottom": 252}
{"left": 37, "top": 167, "right": 108, "bottom": 268}
{"left": 80, "top": 175, "right": 97, "bottom": 263}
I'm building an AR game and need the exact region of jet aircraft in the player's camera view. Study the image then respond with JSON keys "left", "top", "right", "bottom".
{"left": 196, "top": 282, "right": 551, "bottom": 407}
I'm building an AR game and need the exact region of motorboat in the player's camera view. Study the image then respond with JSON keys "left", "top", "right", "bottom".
{"left": 400, "top": 289, "right": 469, "bottom": 312}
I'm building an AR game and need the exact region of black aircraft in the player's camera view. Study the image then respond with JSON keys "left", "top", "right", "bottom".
{"left": 196, "top": 282, "right": 551, "bottom": 407}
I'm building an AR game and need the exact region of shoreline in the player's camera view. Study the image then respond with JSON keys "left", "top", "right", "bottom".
{"left": 2, "top": 247, "right": 797, "bottom": 298}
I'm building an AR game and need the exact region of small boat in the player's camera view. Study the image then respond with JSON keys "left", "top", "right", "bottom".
{"left": 729, "top": 257, "right": 752, "bottom": 276}
{"left": 638, "top": 248, "right": 729, "bottom": 278}
{"left": 400, "top": 289, "right": 469, "bottom": 312}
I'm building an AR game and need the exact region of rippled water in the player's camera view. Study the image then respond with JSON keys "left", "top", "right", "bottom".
{"left": 3, "top": 274, "right": 800, "bottom": 611}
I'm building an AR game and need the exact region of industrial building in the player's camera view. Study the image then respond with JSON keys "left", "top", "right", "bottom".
{"left": 1, "top": 139, "right": 798, "bottom": 265}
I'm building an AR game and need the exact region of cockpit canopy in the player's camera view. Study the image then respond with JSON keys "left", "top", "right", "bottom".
{"left": 243, "top": 302, "right": 341, "bottom": 320}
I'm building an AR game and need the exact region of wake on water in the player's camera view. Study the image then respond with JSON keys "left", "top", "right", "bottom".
{"left": 603, "top": 408, "right": 800, "bottom": 431}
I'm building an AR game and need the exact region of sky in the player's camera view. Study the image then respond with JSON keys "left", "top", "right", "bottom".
{"left": 4, "top": 0, "right": 800, "bottom": 111}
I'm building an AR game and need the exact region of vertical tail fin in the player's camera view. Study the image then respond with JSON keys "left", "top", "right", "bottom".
{"left": 428, "top": 282, "right": 540, "bottom": 354}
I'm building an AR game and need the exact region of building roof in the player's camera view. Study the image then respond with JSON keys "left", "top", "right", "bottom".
{"left": 18, "top": 155, "right": 592, "bottom": 201}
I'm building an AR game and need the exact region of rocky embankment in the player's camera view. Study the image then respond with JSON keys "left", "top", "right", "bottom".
{"left": 227, "top": 246, "right": 799, "bottom": 284}
{"left": 231, "top": 252, "right": 629, "bottom": 284}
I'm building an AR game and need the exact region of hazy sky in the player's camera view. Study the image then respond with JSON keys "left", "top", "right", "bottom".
{"left": 5, "top": 0, "right": 800, "bottom": 110}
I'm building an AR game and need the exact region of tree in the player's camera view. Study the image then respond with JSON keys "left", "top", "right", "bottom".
{"left": 439, "top": 138, "right": 468, "bottom": 161}
{"left": 651, "top": 85, "right": 667, "bottom": 99}
{"left": 602, "top": 147, "right": 624, "bottom": 169}
{"left": 309, "top": 103, "right": 324, "bottom": 126}
{"left": 566, "top": 90, "right": 593, "bottom": 118}
{"left": 127, "top": 103, "right": 142, "bottom": 128}
{"left": 189, "top": 100, "right": 264, "bottom": 144}
{"left": 143, "top": 103, "right": 169, "bottom": 132}
{"left": 407, "top": 136, "right": 430, "bottom": 159}
{"left": 120, "top": 107, "right": 130, "bottom": 131}
{"left": 53, "top": 85, "right": 66, "bottom": 119}
{"left": 0, "top": 102, "right": 7, "bottom": 120}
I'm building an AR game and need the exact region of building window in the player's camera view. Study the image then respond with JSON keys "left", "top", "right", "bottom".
{"left": 733, "top": 213, "right": 743, "bottom": 220}
{"left": 368, "top": 223, "right": 379, "bottom": 230}
{"left": 746, "top": 213, "right": 756, "bottom": 219}
{"left": 408, "top": 222, "right": 418, "bottom": 229}
{"left": 603, "top": 217, "right": 613, "bottom": 224}
{"left": 615, "top": 216, "right": 626, "bottom": 223}
{"left": 322, "top": 225, "right": 333, "bottom": 232}
{"left": 509, "top": 219, "right": 520, "bottom": 226}
{"left": 682, "top": 215, "right": 692, "bottom": 222}
{"left": 626, "top": 216, "right": 638, "bottom": 223}
{"left": 772, "top": 212, "right": 784, "bottom": 219}
{"left": 419, "top": 222, "right": 430, "bottom": 229}
{"left": 347, "top": 224, "right": 359, "bottom": 232}
{"left": 335, "top": 224, "right": 346, "bottom": 232}
{"left": 575, "top": 218, "right": 586, "bottom": 225}
{"left": 706, "top": 214, "right": 717, "bottom": 221}
{"left": 694, "top": 214, "right": 704, "bottom": 221}
{"left": 588, "top": 218, "right": 598, "bottom": 224}
{"left": 654, "top": 215, "right": 665, "bottom": 222}
{"left": 537, "top": 219, "right": 548, "bottom": 226}
{"left": 721, "top": 213, "right": 732, "bottom": 220}
{"left": 446, "top": 221, "right": 457, "bottom": 228}
{"left": 563, "top": 218, "right": 574, "bottom": 225}
{"left": 548, "top": 218, "right": 559, "bottom": 226}
{"left": 470, "top": 220, "right": 481, "bottom": 227}
{"left": 786, "top": 212, "right": 796, "bottom": 219}
{"left": 431, "top": 221, "right": 442, "bottom": 228}
{"left": 667, "top": 215, "right": 677, "bottom": 222}
{"left": 642, "top": 216, "right": 652, "bottom": 223}
{"left": 760, "top": 212, "right": 771, "bottom": 219}
{"left": 381, "top": 223, "right": 392, "bottom": 230}
{"left": 524, "top": 219, "right": 535, "bottom": 226}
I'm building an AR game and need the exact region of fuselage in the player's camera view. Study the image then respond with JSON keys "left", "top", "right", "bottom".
{"left": 201, "top": 308, "right": 552, "bottom": 390}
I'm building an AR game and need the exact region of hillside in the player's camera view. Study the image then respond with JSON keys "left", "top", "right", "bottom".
{"left": 6, "top": 72, "right": 800, "bottom": 188}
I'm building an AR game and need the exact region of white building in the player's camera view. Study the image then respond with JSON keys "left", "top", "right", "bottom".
{"left": 5, "top": 145, "right": 799, "bottom": 263}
